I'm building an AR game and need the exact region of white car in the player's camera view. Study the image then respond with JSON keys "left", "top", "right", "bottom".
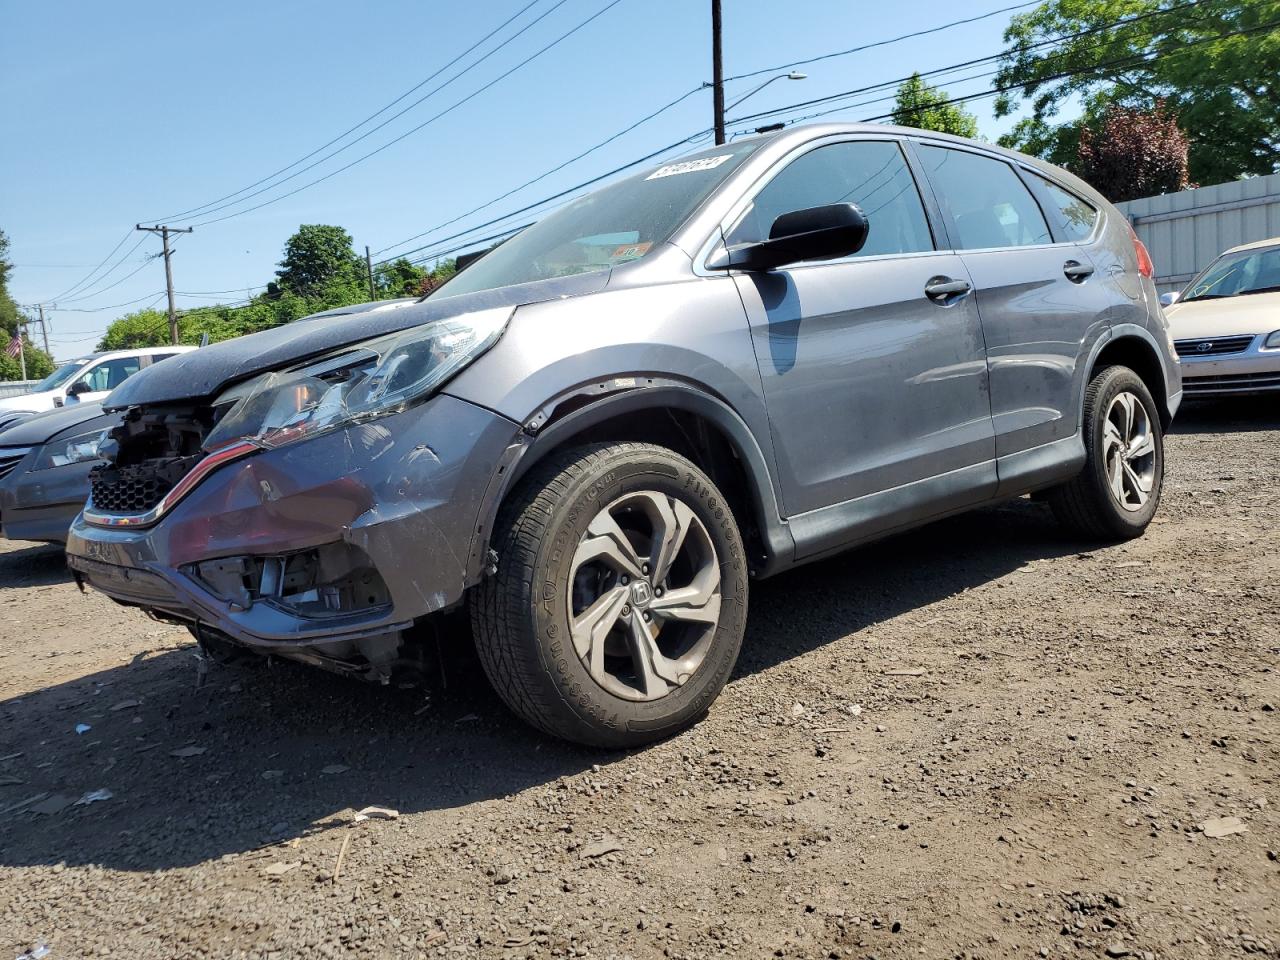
{"left": 0, "top": 346, "right": 195, "bottom": 429}
{"left": 1163, "top": 237, "right": 1280, "bottom": 396}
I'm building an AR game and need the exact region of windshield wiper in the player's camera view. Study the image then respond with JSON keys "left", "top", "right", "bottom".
{"left": 1183, "top": 294, "right": 1230, "bottom": 301}
{"left": 1240, "top": 285, "right": 1280, "bottom": 296}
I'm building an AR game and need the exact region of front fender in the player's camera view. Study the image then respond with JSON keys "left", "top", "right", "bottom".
{"left": 458, "top": 381, "right": 794, "bottom": 581}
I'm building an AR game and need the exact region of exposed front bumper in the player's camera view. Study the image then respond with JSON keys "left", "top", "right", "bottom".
{"left": 65, "top": 394, "right": 520, "bottom": 649}
{"left": 1178, "top": 339, "right": 1280, "bottom": 396}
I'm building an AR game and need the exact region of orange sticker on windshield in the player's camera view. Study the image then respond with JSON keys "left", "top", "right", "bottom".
{"left": 612, "top": 242, "right": 652, "bottom": 260}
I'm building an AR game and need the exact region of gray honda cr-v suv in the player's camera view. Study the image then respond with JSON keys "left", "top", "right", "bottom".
{"left": 67, "top": 124, "right": 1181, "bottom": 747}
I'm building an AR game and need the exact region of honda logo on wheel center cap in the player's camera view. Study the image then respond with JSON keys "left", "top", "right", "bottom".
{"left": 630, "top": 580, "right": 653, "bottom": 607}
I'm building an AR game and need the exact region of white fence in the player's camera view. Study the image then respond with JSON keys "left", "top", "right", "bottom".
{"left": 1115, "top": 172, "right": 1280, "bottom": 294}
{"left": 0, "top": 380, "right": 40, "bottom": 400}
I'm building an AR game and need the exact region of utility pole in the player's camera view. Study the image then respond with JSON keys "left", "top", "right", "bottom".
{"left": 136, "top": 224, "right": 193, "bottom": 344}
{"left": 365, "top": 245, "right": 376, "bottom": 301}
{"left": 16, "top": 323, "right": 26, "bottom": 381}
{"left": 711, "top": 0, "right": 725, "bottom": 145}
{"left": 35, "top": 303, "right": 51, "bottom": 355}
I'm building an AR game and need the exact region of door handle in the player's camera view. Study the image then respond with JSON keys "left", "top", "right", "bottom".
{"left": 924, "top": 276, "right": 972, "bottom": 304}
{"left": 1063, "top": 259, "right": 1095, "bottom": 282}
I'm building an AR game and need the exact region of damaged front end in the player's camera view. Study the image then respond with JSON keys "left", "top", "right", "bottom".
{"left": 66, "top": 308, "right": 522, "bottom": 682}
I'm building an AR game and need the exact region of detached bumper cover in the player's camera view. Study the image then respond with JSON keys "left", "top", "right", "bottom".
{"left": 66, "top": 394, "right": 520, "bottom": 647}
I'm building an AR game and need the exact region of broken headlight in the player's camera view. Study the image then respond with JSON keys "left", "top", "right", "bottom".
{"left": 32, "top": 428, "right": 107, "bottom": 470}
{"left": 203, "top": 307, "right": 510, "bottom": 451}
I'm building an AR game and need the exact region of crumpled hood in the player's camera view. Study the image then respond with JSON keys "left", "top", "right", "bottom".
{"left": 0, "top": 401, "right": 112, "bottom": 446}
{"left": 103, "top": 272, "right": 609, "bottom": 410}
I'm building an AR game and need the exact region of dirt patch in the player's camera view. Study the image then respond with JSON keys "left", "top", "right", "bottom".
{"left": 1, "top": 398, "right": 1277, "bottom": 959}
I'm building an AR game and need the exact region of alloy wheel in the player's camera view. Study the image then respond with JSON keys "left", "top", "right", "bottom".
{"left": 567, "top": 490, "right": 722, "bottom": 702}
{"left": 1102, "top": 391, "right": 1156, "bottom": 512}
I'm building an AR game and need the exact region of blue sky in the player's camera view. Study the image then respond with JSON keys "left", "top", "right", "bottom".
{"left": 2, "top": 0, "right": 1052, "bottom": 360}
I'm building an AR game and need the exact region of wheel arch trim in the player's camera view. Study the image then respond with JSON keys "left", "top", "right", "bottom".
{"left": 1083, "top": 325, "right": 1179, "bottom": 427}
{"left": 462, "top": 380, "right": 794, "bottom": 583}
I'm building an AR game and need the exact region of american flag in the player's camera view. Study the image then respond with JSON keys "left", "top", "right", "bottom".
{"left": 3, "top": 334, "right": 21, "bottom": 359}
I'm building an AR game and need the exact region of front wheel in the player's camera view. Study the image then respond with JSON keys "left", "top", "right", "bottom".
{"left": 1047, "top": 365, "right": 1165, "bottom": 540}
{"left": 470, "top": 442, "right": 748, "bottom": 748}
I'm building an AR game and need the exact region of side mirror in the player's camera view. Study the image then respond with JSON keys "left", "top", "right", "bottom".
{"left": 1159, "top": 291, "right": 1180, "bottom": 307}
{"left": 67, "top": 380, "right": 92, "bottom": 397}
{"left": 708, "top": 203, "right": 869, "bottom": 272}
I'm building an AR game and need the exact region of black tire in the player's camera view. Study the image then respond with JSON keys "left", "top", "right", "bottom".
{"left": 470, "top": 442, "right": 749, "bottom": 748}
{"left": 1047, "top": 365, "right": 1164, "bottom": 540}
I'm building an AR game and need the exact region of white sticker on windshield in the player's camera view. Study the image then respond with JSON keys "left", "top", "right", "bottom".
{"left": 645, "top": 155, "right": 733, "bottom": 180}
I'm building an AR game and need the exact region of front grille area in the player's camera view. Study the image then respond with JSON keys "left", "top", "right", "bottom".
{"left": 1183, "top": 371, "right": 1280, "bottom": 394}
{"left": 89, "top": 455, "right": 203, "bottom": 513}
{"left": 0, "top": 448, "right": 29, "bottom": 481}
{"left": 1174, "top": 334, "right": 1256, "bottom": 358}
{"left": 88, "top": 404, "right": 217, "bottom": 518}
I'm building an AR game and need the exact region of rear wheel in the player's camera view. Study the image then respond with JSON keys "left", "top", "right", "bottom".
{"left": 470, "top": 442, "right": 748, "bottom": 748}
{"left": 1048, "top": 365, "right": 1164, "bottom": 540}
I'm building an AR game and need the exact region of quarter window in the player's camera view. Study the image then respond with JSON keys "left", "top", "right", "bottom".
{"left": 726, "top": 141, "right": 933, "bottom": 257}
{"left": 1031, "top": 174, "right": 1098, "bottom": 242}
{"left": 917, "top": 145, "right": 1052, "bottom": 250}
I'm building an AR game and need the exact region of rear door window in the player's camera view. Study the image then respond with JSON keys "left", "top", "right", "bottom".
{"left": 917, "top": 145, "right": 1052, "bottom": 250}
{"left": 1030, "top": 174, "right": 1099, "bottom": 242}
{"left": 726, "top": 140, "right": 934, "bottom": 257}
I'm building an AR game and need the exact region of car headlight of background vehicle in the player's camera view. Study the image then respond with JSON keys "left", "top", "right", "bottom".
{"left": 1265, "top": 330, "right": 1280, "bottom": 349}
{"left": 32, "top": 429, "right": 108, "bottom": 470}
{"left": 203, "top": 308, "right": 510, "bottom": 451}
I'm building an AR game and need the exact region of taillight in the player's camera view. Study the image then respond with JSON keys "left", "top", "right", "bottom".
{"left": 1128, "top": 223, "right": 1155, "bottom": 279}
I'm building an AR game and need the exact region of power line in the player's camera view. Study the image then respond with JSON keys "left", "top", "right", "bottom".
{"left": 737, "top": 16, "right": 1280, "bottom": 134}
{"left": 36, "top": 1, "right": 562, "bottom": 308}
{"left": 188, "top": 0, "right": 628, "bottom": 228}
{"left": 373, "top": 83, "right": 706, "bottom": 259}
{"left": 727, "top": 0, "right": 1210, "bottom": 127}
{"left": 376, "top": 131, "right": 706, "bottom": 268}
{"left": 52, "top": 291, "right": 167, "bottom": 313}
{"left": 148, "top": 0, "right": 549, "bottom": 223}
{"left": 164, "top": 0, "right": 580, "bottom": 225}
{"left": 175, "top": 288, "right": 266, "bottom": 298}
{"left": 724, "top": 0, "right": 1042, "bottom": 83}
{"left": 375, "top": 0, "right": 1208, "bottom": 270}
{"left": 41, "top": 229, "right": 137, "bottom": 303}
{"left": 54, "top": 248, "right": 160, "bottom": 304}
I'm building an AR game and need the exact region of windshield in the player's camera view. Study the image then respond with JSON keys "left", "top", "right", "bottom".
{"left": 429, "top": 141, "right": 762, "bottom": 299}
{"left": 1183, "top": 245, "right": 1280, "bottom": 301}
{"left": 33, "top": 358, "right": 92, "bottom": 391}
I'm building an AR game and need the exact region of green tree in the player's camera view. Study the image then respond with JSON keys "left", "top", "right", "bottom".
{"left": 97, "top": 308, "right": 171, "bottom": 350}
{"left": 99, "top": 226, "right": 386, "bottom": 351}
{"left": 891, "top": 73, "right": 980, "bottom": 138}
{"left": 374, "top": 258, "right": 428, "bottom": 298}
{"left": 994, "top": 0, "right": 1280, "bottom": 185}
{"left": 0, "top": 228, "right": 57, "bottom": 380}
{"left": 274, "top": 224, "right": 365, "bottom": 301}
{"left": 0, "top": 229, "right": 19, "bottom": 337}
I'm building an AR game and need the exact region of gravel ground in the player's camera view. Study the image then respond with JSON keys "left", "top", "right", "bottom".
{"left": 0, "top": 398, "right": 1276, "bottom": 960}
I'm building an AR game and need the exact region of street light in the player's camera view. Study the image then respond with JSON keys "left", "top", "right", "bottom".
{"left": 725, "top": 71, "right": 807, "bottom": 113}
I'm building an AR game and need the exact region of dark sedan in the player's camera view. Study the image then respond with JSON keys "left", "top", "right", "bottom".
{"left": 0, "top": 402, "right": 118, "bottom": 544}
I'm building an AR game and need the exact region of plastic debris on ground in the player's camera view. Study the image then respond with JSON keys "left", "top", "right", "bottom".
{"left": 352, "top": 806, "right": 399, "bottom": 823}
